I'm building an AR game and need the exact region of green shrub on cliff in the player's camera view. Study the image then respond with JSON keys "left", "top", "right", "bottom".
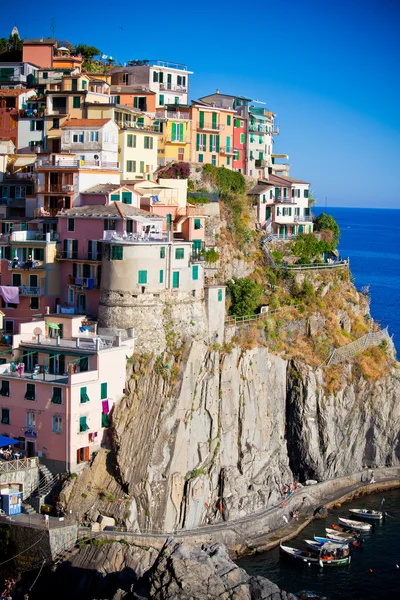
{"left": 203, "top": 164, "right": 246, "bottom": 194}
{"left": 315, "top": 213, "right": 341, "bottom": 247}
{"left": 226, "top": 277, "right": 263, "bottom": 317}
{"left": 291, "top": 233, "right": 331, "bottom": 263}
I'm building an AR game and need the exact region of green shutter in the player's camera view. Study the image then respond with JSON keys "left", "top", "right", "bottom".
{"left": 218, "top": 289, "right": 223, "bottom": 302}
{"left": 159, "top": 269, "right": 164, "bottom": 283}
{"left": 172, "top": 271, "right": 180, "bottom": 288}
{"left": 175, "top": 248, "right": 184, "bottom": 259}
{"left": 73, "top": 96, "right": 80, "bottom": 108}
{"left": 160, "top": 246, "right": 165, "bottom": 258}
{"left": 111, "top": 246, "right": 123, "bottom": 260}
{"left": 235, "top": 118, "right": 240, "bottom": 128}
{"left": 140, "top": 161, "right": 144, "bottom": 173}
{"left": 179, "top": 123, "right": 184, "bottom": 142}
{"left": 150, "top": 137, "right": 153, "bottom": 149}
{"left": 138, "top": 270, "right": 147, "bottom": 284}
{"left": 297, "top": 189, "right": 300, "bottom": 198}
{"left": 209, "top": 135, "right": 213, "bottom": 152}
{"left": 122, "top": 191, "right": 132, "bottom": 204}
{"left": 101, "top": 382, "right": 108, "bottom": 399}
{"left": 199, "top": 111, "right": 204, "bottom": 128}
{"left": 192, "top": 239, "right": 202, "bottom": 250}
{"left": 227, "top": 115, "right": 231, "bottom": 126}
{"left": 159, "top": 94, "right": 164, "bottom": 105}
{"left": 127, "top": 134, "right": 133, "bottom": 147}
{"left": 101, "top": 413, "right": 110, "bottom": 428}
{"left": 111, "top": 193, "right": 120, "bottom": 202}
{"left": 194, "top": 218, "right": 201, "bottom": 230}
{"left": 79, "top": 416, "right": 89, "bottom": 432}
{"left": 171, "top": 122, "right": 177, "bottom": 141}
{"left": 192, "top": 265, "right": 199, "bottom": 280}
{"left": 196, "top": 133, "right": 200, "bottom": 151}
{"left": 51, "top": 387, "right": 62, "bottom": 404}
{"left": 80, "top": 387, "right": 90, "bottom": 403}
{"left": 226, "top": 135, "right": 231, "bottom": 152}
{"left": 198, "top": 154, "right": 203, "bottom": 163}
{"left": 212, "top": 112, "right": 217, "bottom": 129}
{"left": 216, "top": 135, "right": 220, "bottom": 152}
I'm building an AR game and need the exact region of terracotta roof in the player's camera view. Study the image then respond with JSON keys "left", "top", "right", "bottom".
{"left": 23, "top": 38, "right": 57, "bottom": 45}
{"left": 60, "top": 119, "right": 112, "bottom": 128}
{"left": 248, "top": 183, "right": 272, "bottom": 195}
{"left": 277, "top": 175, "right": 310, "bottom": 185}
{"left": 59, "top": 204, "right": 162, "bottom": 219}
{"left": 0, "top": 89, "right": 32, "bottom": 97}
{"left": 81, "top": 184, "right": 125, "bottom": 195}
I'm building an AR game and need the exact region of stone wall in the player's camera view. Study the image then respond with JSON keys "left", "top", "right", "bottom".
{"left": 0, "top": 463, "right": 40, "bottom": 499}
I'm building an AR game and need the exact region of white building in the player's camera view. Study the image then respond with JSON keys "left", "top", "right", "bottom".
{"left": 60, "top": 119, "right": 119, "bottom": 165}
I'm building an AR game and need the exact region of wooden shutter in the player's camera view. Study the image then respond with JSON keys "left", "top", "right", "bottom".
{"left": 209, "top": 135, "right": 213, "bottom": 152}
{"left": 101, "top": 382, "right": 107, "bottom": 399}
{"left": 199, "top": 111, "right": 204, "bottom": 128}
{"left": 179, "top": 123, "right": 184, "bottom": 142}
{"left": 171, "top": 122, "right": 176, "bottom": 141}
{"left": 196, "top": 133, "right": 200, "bottom": 151}
{"left": 216, "top": 135, "right": 220, "bottom": 152}
{"left": 85, "top": 446, "right": 89, "bottom": 462}
{"left": 212, "top": 113, "right": 217, "bottom": 129}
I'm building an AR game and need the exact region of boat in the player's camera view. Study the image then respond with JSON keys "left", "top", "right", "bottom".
{"left": 280, "top": 542, "right": 351, "bottom": 566}
{"left": 325, "top": 528, "right": 362, "bottom": 546}
{"left": 338, "top": 517, "right": 372, "bottom": 532}
{"left": 305, "top": 539, "right": 324, "bottom": 551}
{"left": 326, "top": 527, "right": 358, "bottom": 539}
{"left": 313, "top": 536, "right": 348, "bottom": 547}
{"left": 297, "top": 591, "right": 328, "bottom": 600}
{"left": 349, "top": 508, "right": 383, "bottom": 520}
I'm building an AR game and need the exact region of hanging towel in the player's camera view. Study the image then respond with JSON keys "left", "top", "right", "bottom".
{"left": 102, "top": 400, "right": 109, "bottom": 415}
{"left": 87, "top": 278, "right": 95, "bottom": 290}
{"left": 0, "top": 286, "right": 20, "bottom": 304}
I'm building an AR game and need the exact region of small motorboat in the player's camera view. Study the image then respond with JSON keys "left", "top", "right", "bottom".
{"left": 338, "top": 517, "right": 372, "bottom": 532}
{"left": 314, "top": 536, "right": 348, "bottom": 547}
{"left": 325, "top": 528, "right": 362, "bottom": 546}
{"left": 349, "top": 508, "right": 383, "bottom": 520}
{"left": 280, "top": 542, "right": 351, "bottom": 566}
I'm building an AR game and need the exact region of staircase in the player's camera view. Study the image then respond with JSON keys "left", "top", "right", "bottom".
{"left": 22, "top": 501, "right": 36, "bottom": 515}
{"left": 261, "top": 235, "right": 277, "bottom": 268}
{"left": 24, "top": 463, "right": 60, "bottom": 513}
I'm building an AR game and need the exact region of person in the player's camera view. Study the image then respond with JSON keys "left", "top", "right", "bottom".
{"left": 12, "top": 256, "right": 19, "bottom": 268}
{"left": 26, "top": 255, "right": 33, "bottom": 270}
{"left": 294, "top": 509, "right": 299, "bottom": 521}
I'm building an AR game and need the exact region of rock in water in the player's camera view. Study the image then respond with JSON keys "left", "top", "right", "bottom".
{"left": 139, "top": 539, "right": 297, "bottom": 600}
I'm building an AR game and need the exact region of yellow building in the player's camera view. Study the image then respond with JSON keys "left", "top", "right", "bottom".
{"left": 190, "top": 101, "right": 235, "bottom": 168}
{"left": 119, "top": 126, "right": 161, "bottom": 180}
{"left": 156, "top": 106, "right": 191, "bottom": 166}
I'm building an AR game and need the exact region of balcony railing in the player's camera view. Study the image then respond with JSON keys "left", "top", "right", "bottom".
{"left": 37, "top": 158, "right": 120, "bottom": 170}
{"left": 156, "top": 110, "right": 190, "bottom": 120}
{"left": 3, "top": 172, "right": 35, "bottom": 180}
{"left": 8, "top": 260, "right": 44, "bottom": 270}
{"left": 0, "top": 457, "right": 39, "bottom": 473}
{"left": 159, "top": 83, "right": 188, "bottom": 93}
{"left": 68, "top": 275, "right": 99, "bottom": 289}
{"left": 197, "top": 122, "right": 225, "bottom": 131}
{"left": 10, "top": 231, "right": 58, "bottom": 242}
{"left": 18, "top": 286, "right": 44, "bottom": 296}
{"left": 57, "top": 251, "right": 78, "bottom": 260}
{"left": 220, "top": 146, "right": 235, "bottom": 155}
{"left": 294, "top": 215, "right": 313, "bottom": 222}
{"left": 36, "top": 184, "right": 77, "bottom": 194}
{"left": 117, "top": 122, "right": 161, "bottom": 132}
{"left": 18, "top": 109, "right": 45, "bottom": 118}
{"left": 165, "top": 135, "right": 191, "bottom": 144}
{"left": 274, "top": 196, "right": 295, "bottom": 203}
{"left": 103, "top": 230, "right": 169, "bottom": 243}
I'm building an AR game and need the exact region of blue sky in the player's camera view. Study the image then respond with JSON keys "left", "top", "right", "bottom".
{"left": 2, "top": 0, "right": 400, "bottom": 207}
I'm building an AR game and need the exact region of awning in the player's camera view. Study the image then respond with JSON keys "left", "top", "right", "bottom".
{"left": 0, "top": 435, "right": 19, "bottom": 447}
{"left": 14, "top": 156, "right": 37, "bottom": 167}
{"left": 46, "top": 322, "right": 60, "bottom": 329}
{"left": 249, "top": 114, "right": 271, "bottom": 121}
{"left": 272, "top": 154, "right": 289, "bottom": 159}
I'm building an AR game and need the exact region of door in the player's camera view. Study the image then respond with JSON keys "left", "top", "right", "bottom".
{"left": 77, "top": 294, "right": 86, "bottom": 313}
{"left": 26, "top": 441, "right": 36, "bottom": 457}
{"left": 265, "top": 207, "right": 271, "bottom": 220}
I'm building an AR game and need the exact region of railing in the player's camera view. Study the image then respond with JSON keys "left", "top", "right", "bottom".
{"left": 225, "top": 304, "right": 304, "bottom": 326}
{"left": 18, "top": 109, "right": 45, "bottom": 118}
{"left": 68, "top": 276, "right": 99, "bottom": 289}
{"left": 116, "top": 122, "right": 161, "bottom": 132}
{"left": 4, "top": 172, "right": 35, "bottom": 180}
{"left": 279, "top": 260, "right": 349, "bottom": 271}
{"left": 159, "top": 83, "right": 188, "bottom": 93}
{"left": 8, "top": 260, "right": 44, "bottom": 270}
{"left": 249, "top": 126, "right": 269, "bottom": 134}
{"left": 11, "top": 231, "right": 58, "bottom": 242}
{"left": 147, "top": 59, "right": 188, "bottom": 70}
{"left": 165, "top": 135, "right": 191, "bottom": 143}
{"left": 294, "top": 215, "right": 313, "bottom": 222}
{"left": 103, "top": 231, "right": 169, "bottom": 243}
{"left": 37, "top": 158, "right": 120, "bottom": 169}
{"left": 0, "top": 457, "right": 39, "bottom": 473}
{"left": 220, "top": 146, "right": 235, "bottom": 155}
{"left": 197, "top": 122, "right": 225, "bottom": 131}
{"left": 18, "top": 286, "right": 44, "bottom": 296}
{"left": 57, "top": 251, "right": 78, "bottom": 260}
{"left": 36, "top": 184, "right": 77, "bottom": 194}
{"left": 274, "top": 196, "right": 295, "bottom": 203}
{"left": 326, "top": 327, "right": 390, "bottom": 366}
{"left": 34, "top": 208, "right": 59, "bottom": 218}
{"left": 156, "top": 110, "right": 190, "bottom": 120}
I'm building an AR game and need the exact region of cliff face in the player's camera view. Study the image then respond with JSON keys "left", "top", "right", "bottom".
{"left": 63, "top": 330, "right": 400, "bottom": 532}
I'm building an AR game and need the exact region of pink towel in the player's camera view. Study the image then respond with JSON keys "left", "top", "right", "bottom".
{"left": 102, "top": 400, "right": 109, "bottom": 414}
{"left": 0, "top": 286, "right": 20, "bottom": 304}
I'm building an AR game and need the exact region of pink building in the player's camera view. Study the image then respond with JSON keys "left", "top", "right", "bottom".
{"left": 0, "top": 316, "right": 134, "bottom": 472}
{"left": 57, "top": 203, "right": 164, "bottom": 317}
{"left": 233, "top": 115, "right": 246, "bottom": 172}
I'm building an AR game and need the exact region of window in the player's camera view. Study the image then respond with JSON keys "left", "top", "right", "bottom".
{"left": 73, "top": 96, "right": 81, "bottom": 108}
{"left": 160, "top": 246, "right": 165, "bottom": 259}
{"left": 121, "top": 191, "right": 132, "bottom": 204}
{"left": 153, "top": 71, "right": 158, "bottom": 82}
{"left": 26, "top": 411, "right": 36, "bottom": 427}
{"left": 234, "top": 150, "right": 240, "bottom": 161}
{"left": 89, "top": 131, "right": 99, "bottom": 142}
{"left": 51, "top": 387, "right": 62, "bottom": 404}
{"left": 211, "top": 155, "right": 216, "bottom": 166}
{"left": 72, "top": 132, "right": 84, "bottom": 143}
{"left": 82, "top": 79, "right": 87, "bottom": 89}
{"left": 218, "top": 289, "right": 223, "bottom": 302}
{"left": 25, "top": 383, "right": 35, "bottom": 401}
{"left": 104, "top": 131, "right": 109, "bottom": 142}
{"left": 0, "top": 380, "right": 10, "bottom": 397}
{"left": 111, "top": 246, "right": 123, "bottom": 260}
{"left": 52, "top": 118, "right": 60, "bottom": 129}
{"left": 227, "top": 115, "right": 231, "bottom": 126}
{"left": 127, "top": 134, "right": 136, "bottom": 148}
{"left": 30, "top": 297, "right": 39, "bottom": 310}
{"left": 79, "top": 416, "right": 89, "bottom": 432}
{"left": 126, "top": 160, "right": 136, "bottom": 172}
{"left": 101, "top": 382, "right": 108, "bottom": 400}
{"left": 68, "top": 218, "right": 74, "bottom": 232}
{"left": 80, "top": 387, "right": 90, "bottom": 403}
{"left": 42, "top": 72, "right": 48, "bottom": 79}
{"left": 12, "top": 274, "right": 21, "bottom": 287}
{"left": 53, "top": 415, "right": 62, "bottom": 433}
{"left": 172, "top": 271, "right": 180, "bottom": 289}
{"left": 159, "top": 269, "right": 164, "bottom": 283}
{"left": 68, "top": 287, "right": 74, "bottom": 304}
{"left": 175, "top": 248, "right": 184, "bottom": 259}
{"left": 101, "top": 412, "right": 110, "bottom": 428}
{"left": 138, "top": 270, "right": 147, "bottom": 284}
{"left": 192, "top": 265, "right": 199, "bottom": 280}
{"left": 139, "top": 161, "right": 145, "bottom": 173}
{"left": 144, "top": 136, "right": 153, "bottom": 149}
{"left": 104, "top": 219, "right": 116, "bottom": 231}
{"left": 30, "top": 120, "right": 44, "bottom": 131}
{"left": 240, "top": 133, "right": 245, "bottom": 144}
{"left": 159, "top": 94, "right": 164, "bottom": 106}
{"left": 227, "top": 156, "right": 231, "bottom": 165}
{"left": 1, "top": 408, "right": 9, "bottom": 425}
{"left": 235, "top": 118, "right": 241, "bottom": 128}
{"left": 194, "top": 218, "right": 201, "bottom": 230}
{"left": 304, "top": 189, "right": 309, "bottom": 198}
{"left": 198, "top": 154, "right": 204, "bottom": 163}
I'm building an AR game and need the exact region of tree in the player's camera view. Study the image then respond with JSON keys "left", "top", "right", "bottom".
{"left": 314, "top": 213, "right": 341, "bottom": 247}
{"left": 8, "top": 33, "right": 23, "bottom": 52}
{"left": 291, "top": 233, "right": 331, "bottom": 263}
{"left": 226, "top": 277, "right": 263, "bottom": 317}
{"left": 75, "top": 44, "right": 101, "bottom": 61}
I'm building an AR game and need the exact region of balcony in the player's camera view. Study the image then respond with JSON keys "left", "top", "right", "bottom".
{"left": 37, "top": 158, "right": 120, "bottom": 170}
{"left": 103, "top": 230, "right": 169, "bottom": 243}
{"left": 10, "top": 231, "right": 58, "bottom": 242}
{"left": 36, "top": 184, "right": 77, "bottom": 194}
{"left": 8, "top": 260, "right": 45, "bottom": 270}
{"left": 57, "top": 251, "right": 78, "bottom": 260}
{"left": 159, "top": 83, "right": 188, "bottom": 93}
{"left": 117, "top": 122, "right": 161, "bottom": 133}
{"left": 18, "top": 286, "right": 44, "bottom": 296}
{"left": 197, "top": 122, "right": 225, "bottom": 131}
{"left": 220, "top": 146, "right": 235, "bottom": 155}
{"left": 148, "top": 60, "right": 188, "bottom": 71}
{"left": 165, "top": 135, "right": 191, "bottom": 144}
{"left": 4, "top": 172, "right": 35, "bottom": 180}
{"left": 156, "top": 110, "right": 190, "bottom": 120}
{"left": 274, "top": 196, "right": 295, "bottom": 203}
{"left": 68, "top": 276, "right": 99, "bottom": 289}
{"left": 294, "top": 215, "right": 313, "bottom": 222}
{"left": 255, "top": 159, "right": 266, "bottom": 168}
{"left": 18, "top": 109, "right": 45, "bottom": 119}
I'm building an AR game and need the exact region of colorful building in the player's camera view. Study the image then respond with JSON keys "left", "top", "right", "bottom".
{"left": 22, "top": 38, "right": 57, "bottom": 69}
{"left": 0, "top": 89, "right": 38, "bottom": 152}
{"left": 0, "top": 315, "right": 134, "bottom": 472}
{"left": 61, "top": 119, "right": 119, "bottom": 165}
{"left": 119, "top": 125, "right": 161, "bottom": 180}
{"left": 190, "top": 101, "right": 235, "bottom": 168}
{"left": 109, "top": 86, "right": 156, "bottom": 113}
{"left": 155, "top": 105, "right": 191, "bottom": 165}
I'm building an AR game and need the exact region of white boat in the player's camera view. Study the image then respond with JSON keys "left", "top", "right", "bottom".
{"left": 338, "top": 517, "right": 372, "bottom": 532}
{"left": 349, "top": 508, "right": 383, "bottom": 520}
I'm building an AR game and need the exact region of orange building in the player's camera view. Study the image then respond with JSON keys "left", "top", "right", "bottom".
{"left": 109, "top": 86, "right": 156, "bottom": 113}
{"left": 190, "top": 101, "right": 235, "bottom": 168}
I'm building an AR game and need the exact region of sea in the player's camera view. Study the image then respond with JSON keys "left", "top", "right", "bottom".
{"left": 238, "top": 207, "right": 400, "bottom": 599}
